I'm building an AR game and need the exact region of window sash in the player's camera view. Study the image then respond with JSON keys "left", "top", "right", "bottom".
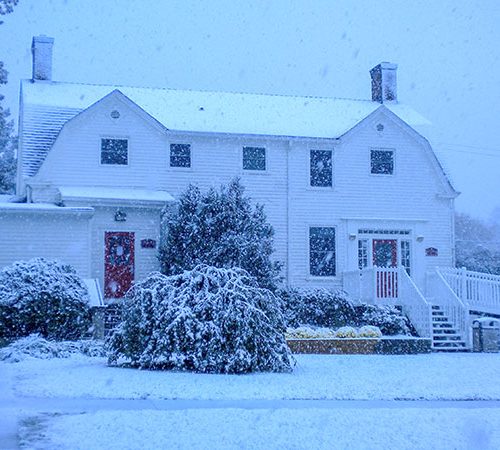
{"left": 358, "top": 239, "right": 368, "bottom": 270}
{"left": 310, "top": 150, "right": 333, "bottom": 187}
{"left": 401, "top": 240, "right": 411, "bottom": 275}
{"left": 309, "top": 227, "right": 336, "bottom": 276}
{"left": 371, "top": 149, "right": 394, "bottom": 174}
{"left": 170, "top": 143, "right": 191, "bottom": 167}
{"left": 101, "top": 138, "right": 128, "bottom": 165}
{"left": 243, "top": 147, "right": 266, "bottom": 171}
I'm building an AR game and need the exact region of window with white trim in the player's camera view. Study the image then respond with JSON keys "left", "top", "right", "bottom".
{"left": 170, "top": 143, "right": 191, "bottom": 168}
{"left": 101, "top": 138, "right": 128, "bottom": 165}
{"left": 309, "top": 227, "right": 336, "bottom": 276}
{"left": 358, "top": 239, "right": 368, "bottom": 270}
{"left": 310, "top": 150, "right": 332, "bottom": 187}
{"left": 243, "top": 146, "right": 266, "bottom": 171}
{"left": 401, "top": 240, "right": 411, "bottom": 275}
{"left": 371, "top": 149, "right": 394, "bottom": 175}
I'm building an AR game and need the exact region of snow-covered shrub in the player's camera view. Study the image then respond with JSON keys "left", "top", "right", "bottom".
{"left": 159, "top": 179, "right": 283, "bottom": 290}
{"left": 358, "top": 325, "right": 382, "bottom": 338}
{"left": 0, "top": 334, "right": 105, "bottom": 363}
{"left": 285, "top": 326, "right": 335, "bottom": 339}
{"left": 334, "top": 326, "right": 358, "bottom": 338}
{"left": 107, "top": 265, "right": 293, "bottom": 373}
{"left": 355, "top": 304, "right": 411, "bottom": 336}
{"left": 281, "top": 288, "right": 355, "bottom": 328}
{"left": 0, "top": 258, "right": 91, "bottom": 340}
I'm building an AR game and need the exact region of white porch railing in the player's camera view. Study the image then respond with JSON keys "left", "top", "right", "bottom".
{"left": 427, "top": 269, "right": 471, "bottom": 348}
{"left": 437, "top": 267, "right": 500, "bottom": 314}
{"left": 343, "top": 267, "right": 432, "bottom": 338}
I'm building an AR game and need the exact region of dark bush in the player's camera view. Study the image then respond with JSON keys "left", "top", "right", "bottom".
{"left": 353, "top": 304, "right": 412, "bottom": 336}
{"left": 0, "top": 258, "right": 91, "bottom": 340}
{"left": 282, "top": 288, "right": 356, "bottom": 328}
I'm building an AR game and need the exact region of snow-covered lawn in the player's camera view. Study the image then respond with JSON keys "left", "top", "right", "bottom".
{"left": 5, "top": 353, "right": 500, "bottom": 400}
{"left": 2, "top": 353, "right": 500, "bottom": 449}
{"left": 19, "top": 407, "right": 500, "bottom": 450}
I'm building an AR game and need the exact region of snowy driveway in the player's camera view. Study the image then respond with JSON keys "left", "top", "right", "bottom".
{"left": 1, "top": 353, "right": 500, "bottom": 449}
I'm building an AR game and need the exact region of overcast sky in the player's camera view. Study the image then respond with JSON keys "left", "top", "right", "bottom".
{"left": 1, "top": 0, "right": 499, "bottom": 219}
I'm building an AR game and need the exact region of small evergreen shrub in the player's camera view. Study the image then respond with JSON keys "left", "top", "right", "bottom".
{"left": 107, "top": 265, "right": 294, "bottom": 373}
{"left": 281, "top": 288, "right": 356, "bottom": 328}
{"left": 0, "top": 258, "right": 91, "bottom": 340}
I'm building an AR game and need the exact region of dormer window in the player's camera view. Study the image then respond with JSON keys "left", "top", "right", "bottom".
{"left": 170, "top": 143, "right": 191, "bottom": 168}
{"left": 101, "top": 138, "right": 128, "bottom": 165}
{"left": 371, "top": 149, "right": 394, "bottom": 175}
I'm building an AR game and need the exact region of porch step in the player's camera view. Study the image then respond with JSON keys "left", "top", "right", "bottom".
{"left": 430, "top": 304, "right": 468, "bottom": 352}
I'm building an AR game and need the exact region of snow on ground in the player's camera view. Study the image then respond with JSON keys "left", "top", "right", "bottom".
{"left": 18, "top": 407, "right": 500, "bottom": 450}
{"left": 6, "top": 353, "right": 500, "bottom": 400}
{"left": 3, "top": 353, "right": 500, "bottom": 449}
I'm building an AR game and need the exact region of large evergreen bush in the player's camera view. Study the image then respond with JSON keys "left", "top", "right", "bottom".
{"left": 159, "top": 179, "right": 282, "bottom": 290}
{"left": 0, "top": 258, "right": 91, "bottom": 340}
{"left": 107, "top": 265, "right": 293, "bottom": 373}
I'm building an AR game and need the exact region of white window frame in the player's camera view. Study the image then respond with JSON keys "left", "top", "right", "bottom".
{"left": 99, "top": 136, "right": 129, "bottom": 167}
{"left": 308, "top": 225, "right": 337, "bottom": 278}
{"left": 309, "top": 149, "right": 334, "bottom": 188}
{"left": 242, "top": 146, "right": 267, "bottom": 172}
{"left": 370, "top": 147, "right": 395, "bottom": 176}
{"left": 169, "top": 143, "right": 192, "bottom": 169}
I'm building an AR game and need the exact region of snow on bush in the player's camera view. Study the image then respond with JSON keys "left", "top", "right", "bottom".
{"left": 285, "top": 326, "right": 336, "bottom": 339}
{"left": 107, "top": 265, "right": 294, "bottom": 374}
{"left": 355, "top": 304, "right": 411, "bottom": 336}
{"left": 0, "top": 334, "right": 105, "bottom": 363}
{"left": 358, "top": 325, "right": 383, "bottom": 338}
{"left": 334, "top": 327, "right": 358, "bottom": 338}
{"left": 282, "top": 289, "right": 355, "bottom": 328}
{"left": 159, "top": 179, "right": 283, "bottom": 290}
{"left": 0, "top": 258, "right": 91, "bottom": 340}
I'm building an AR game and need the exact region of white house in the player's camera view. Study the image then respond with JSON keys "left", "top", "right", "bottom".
{"left": 2, "top": 36, "right": 499, "bottom": 349}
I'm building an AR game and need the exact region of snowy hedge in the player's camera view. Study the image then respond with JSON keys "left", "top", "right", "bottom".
{"left": 0, "top": 258, "right": 91, "bottom": 340}
{"left": 282, "top": 289, "right": 355, "bottom": 328}
{"left": 107, "top": 265, "right": 294, "bottom": 373}
{"left": 282, "top": 289, "right": 412, "bottom": 336}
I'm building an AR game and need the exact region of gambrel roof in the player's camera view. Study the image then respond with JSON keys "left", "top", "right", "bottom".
{"left": 20, "top": 79, "right": 430, "bottom": 178}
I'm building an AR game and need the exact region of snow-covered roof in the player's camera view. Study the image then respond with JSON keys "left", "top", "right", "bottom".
{"left": 0, "top": 202, "right": 94, "bottom": 215}
{"left": 59, "top": 186, "right": 175, "bottom": 204}
{"left": 20, "top": 79, "right": 430, "bottom": 177}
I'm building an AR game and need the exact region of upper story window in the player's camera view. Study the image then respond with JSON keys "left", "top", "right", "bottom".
{"left": 170, "top": 143, "right": 191, "bottom": 168}
{"left": 101, "top": 138, "right": 128, "bottom": 165}
{"left": 309, "top": 226, "right": 336, "bottom": 276}
{"left": 371, "top": 149, "right": 394, "bottom": 175}
{"left": 310, "top": 150, "right": 332, "bottom": 187}
{"left": 243, "top": 146, "right": 266, "bottom": 171}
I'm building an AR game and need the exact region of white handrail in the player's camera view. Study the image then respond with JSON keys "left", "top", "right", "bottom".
{"left": 428, "top": 270, "right": 471, "bottom": 348}
{"left": 398, "top": 269, "right": 432, "bottom": 338}
{"left": 438, "top": 267, "right": 500, "bottom": 312}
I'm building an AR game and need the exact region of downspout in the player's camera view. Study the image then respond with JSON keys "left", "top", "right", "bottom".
{"left": 286, "top": 139, "right": 291, "bottom": 289}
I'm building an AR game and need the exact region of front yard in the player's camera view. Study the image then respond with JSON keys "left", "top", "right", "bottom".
{"left": 2, "top": 352, "right": 500, "bottom": 449}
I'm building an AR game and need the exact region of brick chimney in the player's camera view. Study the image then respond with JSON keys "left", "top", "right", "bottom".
{"left": 370, "top": 62, "right": 398, "bottom": 103}
{"left": 32, "top": 35, "right": 54, "bottom": 81}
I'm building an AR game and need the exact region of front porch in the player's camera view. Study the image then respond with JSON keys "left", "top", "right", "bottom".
{"left": 343, "top": 266, "right": 500, "bottom": 351}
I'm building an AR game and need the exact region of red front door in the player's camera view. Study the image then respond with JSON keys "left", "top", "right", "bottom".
{"left": 372, "top": 239, "right": 397, "bottom": 268}
{"left": 104, "top": 232, "right": 135, "bottom": 298}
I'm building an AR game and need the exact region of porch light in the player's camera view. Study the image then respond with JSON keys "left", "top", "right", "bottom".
{"left": 416, "top": 235, "right": 424, "bottom": 242}
{"left": 114, "top": 210, "right": 127, "bottom": 222}
{"left": 349, "top": 233, "right": 357, "bottom": 240}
